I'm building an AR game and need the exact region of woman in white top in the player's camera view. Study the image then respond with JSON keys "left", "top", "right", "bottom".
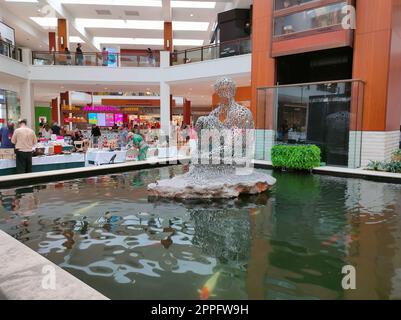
{"left": 41, "top": 125, "right": 53, "bottom": 140}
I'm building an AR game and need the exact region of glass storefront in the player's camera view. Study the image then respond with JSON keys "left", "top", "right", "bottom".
{"left": 256, "top": 80, "right": 364, "bottom": 168}
{"left": 0, "top": 89, "right": 21, "bottom": 127}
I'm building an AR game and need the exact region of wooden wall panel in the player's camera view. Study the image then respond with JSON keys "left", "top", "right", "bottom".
{"left": 251, "top": 0, "right": 276, "bottom": 129}
{"left": 272, "top": 30, "right": 352, "bottom": 57}
{"left": 386, "top": 0, "right": 401, "bottom": 131}
{"left": 164, "top": 22, "right": 173, "bottom": 52}
{"left": 57, "top": 19, "right": 67, "bottom": 51}
{"left": 51, "top": 98, "right": 59, "bottom": 124}
{"left": 352, "top": 0, "right": 393, "bottom": 131}
{"left": 48, "top": 32, "right": 56, "bottom": 52}
{"left": 183, "top": 100, "right": 191, "bottom": 125}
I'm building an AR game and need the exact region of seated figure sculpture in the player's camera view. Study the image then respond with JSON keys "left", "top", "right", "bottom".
{"left": 148, "top": 77, "right": 276, "bottom": 199}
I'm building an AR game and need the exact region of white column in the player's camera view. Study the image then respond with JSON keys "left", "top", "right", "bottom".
{"left": 21, "top": 47, "right": 32, "bottom": 66}
{"left": 160, "top": 51, "right": 170, "bottom": 67}
{"left": 19, "top": 80, "right": 35, "bottom": 128}
{"left": 160, "top": 81, "right": 171, "bottom": 136}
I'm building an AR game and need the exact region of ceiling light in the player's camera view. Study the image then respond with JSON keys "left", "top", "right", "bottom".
{"left": 58, "top": 0, "right": 216, "bottom": 8}
{"left": 173, "top": 21, "right": 209, "bottom": 31}
{"left": 172, "top": 1, "right": 216, "bottom": 9}
{"left": 76, "top": 18, "right": 163, "bottom": 30}
{"left": 30, "top": 17, "right": 57, "bottom": 28}
{"left": 94, "top": 37, "right": 164, "bottom": 46}
{"left": 93, "top": 37, "right": 203, "bottom": 47}
{"left": 70, "top": 36, "right": 85, "bottom": 43}
{"left": 75, "top": 19, "right": 209, "bottom": 31}
{"left": 5, "top": 0, "right": 38, "bottom": 2}
{"left": 59, "top": 0, "right": 161, "bottom": 6}
{"left": 174, "top": 39, "right": 204, "bottom": 46}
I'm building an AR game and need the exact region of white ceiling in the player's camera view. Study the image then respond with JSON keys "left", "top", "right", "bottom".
{"left": 1, "top": 0, "right": 252, "bottom": 51}
{"left": 33, "top": 73, "right": 251, "bottom": 107}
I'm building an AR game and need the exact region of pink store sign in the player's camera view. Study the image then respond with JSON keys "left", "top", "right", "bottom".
{"left": 83, "top": 105, "right": 120, "bottom": 112}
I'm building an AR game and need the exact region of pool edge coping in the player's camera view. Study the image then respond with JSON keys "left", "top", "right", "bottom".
{"left": 253, "top": 160, "right": 401, "bottom": 184}
{"left": 0, "top": 230, "right": 109, "bottom": 300}
{"left": 0, "top": 156, "right": 191, "bottom": 189}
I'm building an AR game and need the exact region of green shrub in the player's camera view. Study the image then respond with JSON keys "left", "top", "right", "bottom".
{"left": 271, "top": 144, "right": 321, "bottom": 171}
{"left": 367, "top": 158, "right": 401, "bottom": 173}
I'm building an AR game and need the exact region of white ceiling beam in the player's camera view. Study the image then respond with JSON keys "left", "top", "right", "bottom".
{"left": 0, "top": 3, "right": 48, "bottom": 47}
{"left": 45, "top": 0, "right": 99, "bottom": 51}
{"left": 162, "top": 0, "right": 172, "bottom": 22}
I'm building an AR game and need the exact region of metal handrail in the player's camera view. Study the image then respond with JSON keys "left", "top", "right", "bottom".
{"left": 0, "top": 39, "right": 23, "bottom": 62}
{"left": 170, "top": 37, "right": 252, "bottom": 65}
{"left": 258, "top": 79, "right": 365, "bottom": 90}
{"left": 31, "top": 51, "right": 160, "bottom": 67}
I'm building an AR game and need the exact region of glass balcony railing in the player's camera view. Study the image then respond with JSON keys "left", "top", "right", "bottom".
{"left": 256, "top": 79, "right": 365, "bottom": 168}
{"left": 0, "top": 40, "right": 22, "bottom": 62}
{"left": 273, "top": 1, "right": 349, "bottom": 38}
{"left": 171, "top": 38, "right": 251, "bottom": 66}
{"left": 32, "top": 51, "right": 160, "bottom": 67}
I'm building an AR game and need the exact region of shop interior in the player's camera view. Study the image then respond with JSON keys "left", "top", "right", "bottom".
{"left": 275, "top": 47, "right": 354, "bottom": 166}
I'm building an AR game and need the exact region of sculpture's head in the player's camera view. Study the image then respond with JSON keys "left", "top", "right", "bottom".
{"left": 214, "top": 77, "right": 237, "bottom": 102}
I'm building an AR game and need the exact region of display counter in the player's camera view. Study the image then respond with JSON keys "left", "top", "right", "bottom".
{"left": 86, "top": 149, "right": 127, "bottom": 165}
{"left": 0, "top": 153, "right": 86, "bottom": 176}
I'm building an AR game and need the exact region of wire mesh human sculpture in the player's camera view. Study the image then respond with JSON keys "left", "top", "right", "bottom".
{"left": 191, "top": 77, "right": 255, "bottom": 176}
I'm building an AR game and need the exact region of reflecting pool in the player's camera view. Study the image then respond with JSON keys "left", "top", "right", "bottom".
{"left": 1, "top": 165, "right": 401, "bottom": 300}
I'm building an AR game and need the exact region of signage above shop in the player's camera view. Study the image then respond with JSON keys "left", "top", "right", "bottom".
{"left": 83, "top": 105, "right": 120, "bottom": 112}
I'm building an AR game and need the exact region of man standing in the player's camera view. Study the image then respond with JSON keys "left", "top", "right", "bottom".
{"left": 91, "top": 124, "right": 101, "bottom": 146}
{"left": 76, "top": 43, "right": 84, "bottom": 65}
{"left": 51, "top": 122, "right": 61, "bottom": 136}
{"left": 11, "top": 119, "right": 37, "bottom": 174}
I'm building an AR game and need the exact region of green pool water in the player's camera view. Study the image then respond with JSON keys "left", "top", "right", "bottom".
{"left": 1, "top": 165, "right": 401, "bottom": 300}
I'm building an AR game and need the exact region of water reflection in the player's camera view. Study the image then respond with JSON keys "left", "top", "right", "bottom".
{"left": 0, "top": 166, "right": 401, "bottom": 299}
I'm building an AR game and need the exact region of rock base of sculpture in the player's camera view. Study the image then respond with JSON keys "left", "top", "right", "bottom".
{"left": 148, "top": 165, "right": 276, "bottom": 199}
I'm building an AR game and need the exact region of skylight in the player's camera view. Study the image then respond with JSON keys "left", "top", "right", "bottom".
{"left": 74, "top": 19, "right": 209, "bottom": 31}
{"left": 70, "top": 36, "right": 84, "bottom": 43}
{"left": 173, "top": 21, "right": 209, "bottom": 31}
{"left": 59, "top": 0, "right": 161, "bottom": 7}
{"left": 5, "top": 0, "right": 38, "bottom": 3}
{"left": 172, "top": 1, "right": 216, "bottom": 9}
{"left": 93, "top": 37, "right": 204, "bottom": 47}
{"left": 57, "top": 0, "right": 216, "bottom": 8}
{"left": 30, "top": 17, "right": 58, "bottom": 28}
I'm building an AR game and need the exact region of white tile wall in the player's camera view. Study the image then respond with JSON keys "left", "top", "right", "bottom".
{"left": 360, "top": 131, "right": 400, "bottom": 167}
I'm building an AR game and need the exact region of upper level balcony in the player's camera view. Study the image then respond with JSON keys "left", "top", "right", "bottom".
{"left": 31, "top": 37, "right": 252, "bottom": 68}
{"left": 0, "top": 39, "right": 22, "bottom": 63}
{"left": 32, "top": 51, "right": 160, "bottom": 68}
{"left": 170, "top": 37, "right": 251, "bottom": 66}
{"left": 272, "top": 0, "right": 354, "bottom": 57}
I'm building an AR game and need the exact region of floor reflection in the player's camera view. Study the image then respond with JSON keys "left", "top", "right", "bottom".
{"left": 0, "top": 166, "right": 401, "bottom": 299}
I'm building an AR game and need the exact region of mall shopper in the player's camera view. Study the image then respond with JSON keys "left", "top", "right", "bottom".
{"left": 41, "top": 124, "right": 52, "bottom": 140}
{"left": 91, "top": 124, "right": 101, "bottom": 145}
{"left": 76, "top": 43, "right": 84, "bottom": 65}
{"left": 72, "top": 130, "right": 83, "bottom": 142}
{"left": 102, "top": 47, "right": 109, "bottom": 66}
{"left": 147, "top": 48, "right": 154, "bottom": 66}
{"left": 51, "top": 122, "right": 61, "bottom": 136}
{"left": 0, "top": 32, "right": 4, "bottom": 55}
{"left": 0, "top": 122, "right": 15, "bottom": 149}
{"left": 65, "top": 47, "right": 72, "bottom": 65}
{"left": 119, "top": 125, "right": 129, "bottom": 148}
{"left": 11, "top": 119, "right": 37, "bottom": 174}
